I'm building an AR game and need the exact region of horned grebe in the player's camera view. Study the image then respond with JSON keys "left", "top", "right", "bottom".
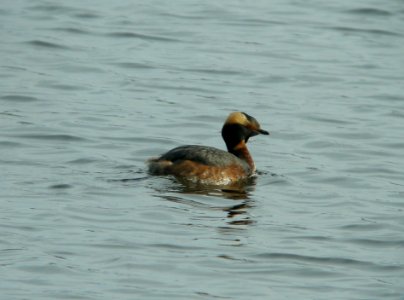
{"left": 148, "top": 112, "right": 269, "bottom": 185}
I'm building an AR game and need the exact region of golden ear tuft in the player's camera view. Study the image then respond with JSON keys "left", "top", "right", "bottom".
{"left": 225, "top": 112, "right": 249, "bottom": 126}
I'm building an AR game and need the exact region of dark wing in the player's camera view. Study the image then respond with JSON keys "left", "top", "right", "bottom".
{"left": 158, "top": 145, "right": 245, "bottom": 168}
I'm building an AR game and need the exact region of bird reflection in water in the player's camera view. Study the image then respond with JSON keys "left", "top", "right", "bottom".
{"left": 114, "top": 171, "right": 259, "bottom": 226}
{"left": 157, "top": 176, "right": 257, "bottom": 226}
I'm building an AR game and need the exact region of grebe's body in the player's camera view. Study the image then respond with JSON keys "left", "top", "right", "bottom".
{"left": 148, "top": 145, "right": 250, "bottom": 185}
{"left": 148, "top": 112, "right": 269, "bottom": 185}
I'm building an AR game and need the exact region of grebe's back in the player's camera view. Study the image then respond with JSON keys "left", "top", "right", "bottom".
{"left": 153, "top": 145, "right": 248, "bottom": 168}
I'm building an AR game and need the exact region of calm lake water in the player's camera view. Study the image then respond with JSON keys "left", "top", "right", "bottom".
{"left": 1, "top": 0, "right": 404, "bottom": 299}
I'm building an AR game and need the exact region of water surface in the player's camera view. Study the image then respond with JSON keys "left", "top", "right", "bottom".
{"left": 1, "top": 0, "right": 404, "bottom": 299}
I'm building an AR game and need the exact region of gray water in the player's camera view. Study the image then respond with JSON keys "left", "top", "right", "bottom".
{"left": 1, "top": 0, "right": 404, "bottom": 299}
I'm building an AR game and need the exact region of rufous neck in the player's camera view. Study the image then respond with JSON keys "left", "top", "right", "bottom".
{"left": 229, "top": 141, "right": 256, "bottom": 173}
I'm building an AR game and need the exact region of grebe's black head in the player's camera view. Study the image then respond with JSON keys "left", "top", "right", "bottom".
{"left": 221, "top": 112, "right": 269, "bottom": 151}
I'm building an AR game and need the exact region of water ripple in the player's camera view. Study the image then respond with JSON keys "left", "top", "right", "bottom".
{"left": 1, "top": 95, "right": 39, "bottom": 102}
{"left": 74, "top": 12, "right": 101, "bottom": 19}
{"left": 49, "top": 184, "right": 73, "bottom": 189}
{"left": 10, "top": 134, "right": 88, "bottom": 142}
{"left": 183, "top": 68, "right": 247, "bottom": 76}
{"left": 29, "top": 4, "right": 75, "bottom": 13}
{"left": 112, "top": 62, "right": 156, "bottom": 69}
{"left": 345, "top": 8, "right": 393, "bottom": 16}
{"left": 27, "top": 40, "right": 71, "bottom": 50}
{"left": 106, "top": 32, "right": 181, "bottom": 42}
{"left": 0, "top": 141, "right": 24, "bottom": 147}
{"left": 255, "top": 253, "right": 402, "bottom": 271}
{"left": 347, "top": 238, "right": 404, "bottom": 248}
{"left": 329, "top": 26, "right": 401, "bottom": 37}
{"left": 51, "top": 27, "right": 91, "bottom": 35}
